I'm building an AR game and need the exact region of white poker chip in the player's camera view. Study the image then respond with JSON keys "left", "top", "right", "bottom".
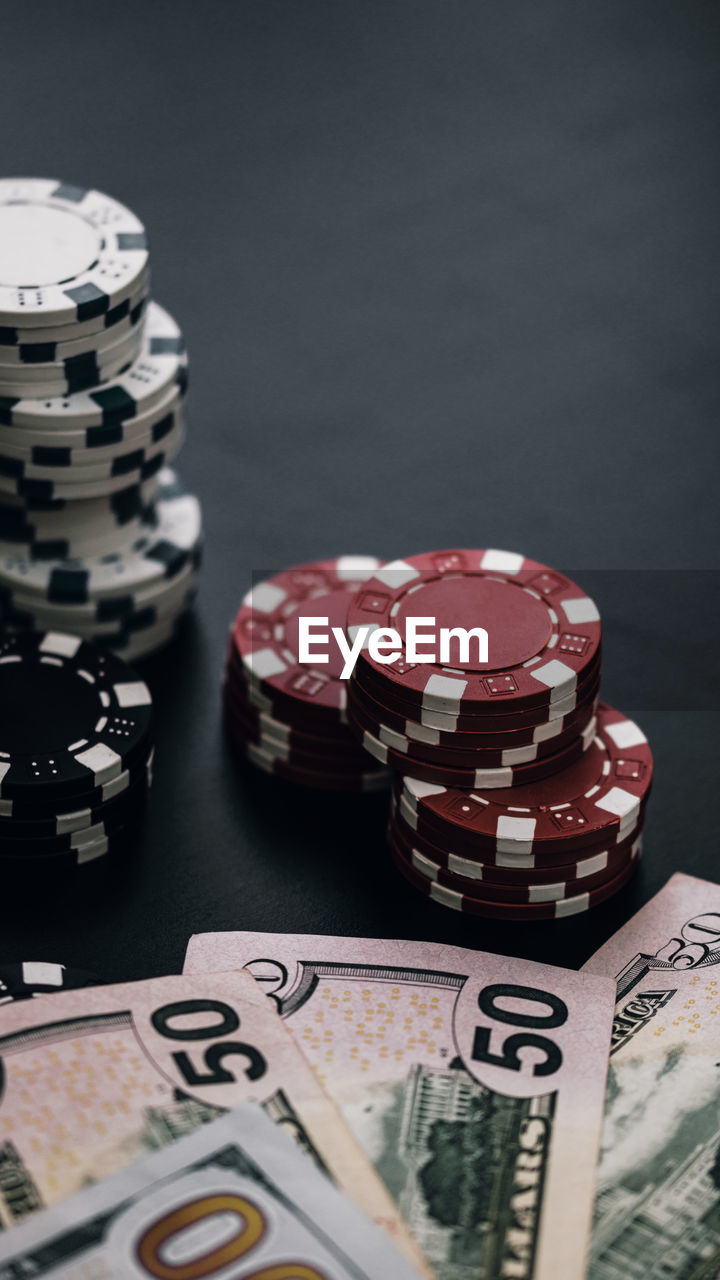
{"left": 0, "top": 312, "right": 139, "bottom": 378}
{"left": 0, "top": 320, "right": 142, "bottom": 399}
{"left": 0, "top": 418, "right": 183, "bottom": 486}
{"left": 0, "top": 182, "right": 199, "bottom": 664}
{"left": 3, "top": 555, "right": 201, "bottom": 625}
{"left": 2, "top": 608, "right": 198, "bottom": 663}
{"left": 0, "top": 522, "right": 146, "bottom": 564}
{"left": 0, "top": 479, "right": 158, "bottom": 544}
{"left": 0, "top": 582, "right": 199, "bottom": 649}
{"left": 0, "top": 299, "right": 146, "bottom": 369}
{"left": 0, "top": 379, "right": 185, "bottom": 453}
{"left": 0, "top": 402, "right": 183, "bottom": 471}
{"left": 0, "top": 179, "right": 149, "bottom": 328}
{"left": 0, "top": 468, "right": 202, "bottom": 601}
{"left": 0, "top": 452, "right": 168, "bottom": 501}
{"left": 0, "top": 275, "right": 149, "bottom": 349}
{"left": 0, "top": 301, "right": 185, "bottom": 429}
{"left": 0, "top": 347, "right": 137, "bottom": 401}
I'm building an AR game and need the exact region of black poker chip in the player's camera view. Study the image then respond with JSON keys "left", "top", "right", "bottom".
{"left": 0, "top": 630, "right": 153, "bottom": 804}
{"left": 0, "top": 961, "right": 103, "bottom": 1003}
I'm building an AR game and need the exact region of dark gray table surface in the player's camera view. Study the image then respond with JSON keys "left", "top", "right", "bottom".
{"left": 0, "top": 0, "right": 717, "bottom": 981}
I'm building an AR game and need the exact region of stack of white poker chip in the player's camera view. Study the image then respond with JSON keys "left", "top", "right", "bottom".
{"left": 0, "top": 179, "right": 202, "bottom": 660}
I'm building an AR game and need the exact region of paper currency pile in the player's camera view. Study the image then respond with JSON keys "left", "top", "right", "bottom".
{"left": 0, "top": 873, "right": 717, "bottom": 1279}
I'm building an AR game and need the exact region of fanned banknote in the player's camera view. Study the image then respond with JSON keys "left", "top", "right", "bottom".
{"left": 0, "top": 1102, "right": 427, "bottom": 1278}
{"left": 583, "top": 872, "right": 720, "bottom": 1280}
{"left": 0, "top": 968, "right": 429, "bottom": 1275}
{"left": 185, "top": 932, "right": 615, "bottom": 1280}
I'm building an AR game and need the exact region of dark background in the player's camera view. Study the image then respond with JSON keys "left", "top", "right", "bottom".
{"left": 0, "top": 0, "right": 718, "bottom": 979}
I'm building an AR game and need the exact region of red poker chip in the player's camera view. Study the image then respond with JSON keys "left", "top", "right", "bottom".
{"left": 348, "top": 671, "right": 599, "bottom": 752}
{"left": 224, "top": 673, "right": 366, "bottom": 758}
{"left": 224, "top": 650, "right": 354, "bottom": 734}
{"left": 226, "top": 721, "right": 389, "bottom": 792}
{"left": 389, "top": 788, "right": 648, "bottom": 880}
{"left": 346, "top": 549, "right": 601, "bottom": 716}
{"left": 224, "top": 645, "right": 355, "bottom": 734}
{"left": 390, "top": 806, "right": 643, "bottom": 902}
{"left": 350, "top": 707, "right": 596, "bottom": 789}
{"left": 389, "top": 827, "right": 640, "bottom": 920}
{"left": 225, "top": 721, "right": 376, "bottom": 776}
{"left": 224, "top": 651, "right": 353, "bottom": 737}
{"left": 347, "top": 680, "right": 596, "bottom": 768}
{"left": 399, "top": 789, "right": 649, "bottom": 870}
{"left": 230, "top": 556, "right": 382, "bottom": 723}
{"left": 352, "top": 650, "right": 602, "bottom": 733}
{"left": 224, "top": 697, "right": 368, "bottom": 763}
{"left": 224, "top": 702, "right": 377, "bottom": 774}
{"left": 399, "top": 701, "right": 653, "bottom": 857}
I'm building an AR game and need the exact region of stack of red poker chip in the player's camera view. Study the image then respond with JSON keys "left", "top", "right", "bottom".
{"left": 224, "top": 556, "right": 390, "bottom": 792}
{"left": 344, "top": 549, "right": 653, "bottom": 919}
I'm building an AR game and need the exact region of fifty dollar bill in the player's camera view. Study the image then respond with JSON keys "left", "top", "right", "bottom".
{"left": 583, "top": 871, "right": 720, "bottom": 1280}
{"left": 0, "top": 968, "right": 429, "bottom": 1274}
{"left": 185, "top": 932, "right": 615, "bottom": 1280}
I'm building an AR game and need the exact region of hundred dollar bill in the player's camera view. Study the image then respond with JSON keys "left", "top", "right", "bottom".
{"left": 0, "top": 1102, "right": 427, "bottom": 1278}
{"left": 583, "top": 872, "right": 720, "bottom": 1280}
{"left": 0, "top": 969, "right": 429, "bottom": 1274}
{"left": 184, "top": 932, "right": 615, "bottom": 1280}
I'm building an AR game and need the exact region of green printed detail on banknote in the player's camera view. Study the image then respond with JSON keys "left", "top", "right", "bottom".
{"left": 583, "top": 872, "right": 720, "bottom": 1280}
{"left": 0, "top": 969, "right": 428, "bottom": 1274}
{"left": 185, "top": 933, "right": 615, "bottom": 1280}
{"left": 0, "top": 1103, "right": 427, "bottom": 1278}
